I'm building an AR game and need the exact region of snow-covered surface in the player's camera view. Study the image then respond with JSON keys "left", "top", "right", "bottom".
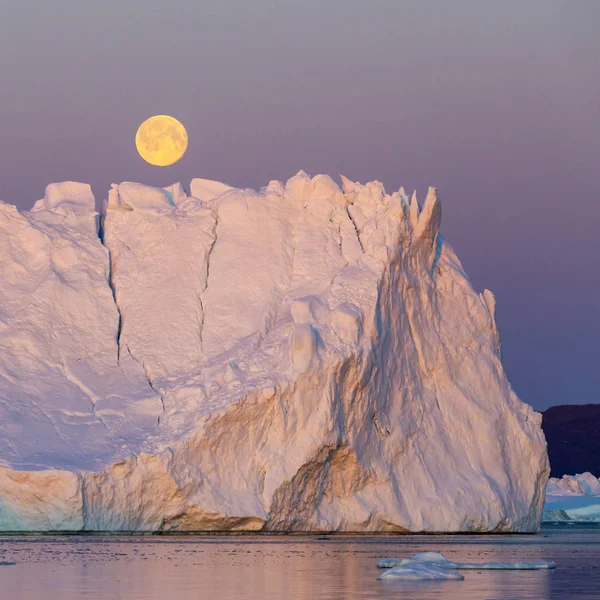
{"left": 544, "top": 473, "right": 600, "bottom": 522}
{"left": 0, "top": 173, "right": 549, "bottom": 532}
{"left": 377, "top": 551, "right": 555, "bottom": 571}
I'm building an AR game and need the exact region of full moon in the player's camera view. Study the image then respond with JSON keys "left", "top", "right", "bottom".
{"left": 135, "top": 115, "right": 188, "bottom": 166}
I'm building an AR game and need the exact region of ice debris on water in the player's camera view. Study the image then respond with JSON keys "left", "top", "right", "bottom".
{"left": 377, "top": 552, "right": 555, "bottom": 581}
{"left": 378, "top": 563, "right": 464, "bottom": 581}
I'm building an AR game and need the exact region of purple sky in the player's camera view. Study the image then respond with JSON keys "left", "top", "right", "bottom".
{"left": 1, "top": 1, "right": 598, "bottom": 410}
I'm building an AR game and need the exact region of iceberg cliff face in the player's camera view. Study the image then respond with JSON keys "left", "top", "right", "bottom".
{"left": 0, "top": 173, "right": 549, "bottom": 532}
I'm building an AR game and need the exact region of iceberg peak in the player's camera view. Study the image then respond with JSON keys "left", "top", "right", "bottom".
{"left": 31, "top": 181, "right": 95, "bottom": 214}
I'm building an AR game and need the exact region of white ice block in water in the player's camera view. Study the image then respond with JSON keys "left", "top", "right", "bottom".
{"left": 378, "top": 563, "right": 464, "bottom": 581}
{"left": 378, "top": 552, "right": 555, "bottom": 571}
{"left": 0, "top": 173, "right": 548, "bottom": 532}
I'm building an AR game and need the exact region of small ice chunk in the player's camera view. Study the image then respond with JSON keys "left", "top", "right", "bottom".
{"left": 114, "top": 182, "right": 174, "bottom": 212}
{"left": 33, "top": 182, "right": 95, "bottom": 214}
{"left": 378, "top": 564, "right": 464, "bottom": 581}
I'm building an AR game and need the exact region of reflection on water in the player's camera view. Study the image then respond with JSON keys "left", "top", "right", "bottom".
{"left": 0, "top": 525, "right": 598, "bottom": 599}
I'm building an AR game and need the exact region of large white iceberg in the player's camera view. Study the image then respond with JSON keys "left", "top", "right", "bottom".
{"left": 0, "top": 173, "right": 548, "bottom": 532}
{"left": 544, "top": 473, "right": 600, "bottom": 521}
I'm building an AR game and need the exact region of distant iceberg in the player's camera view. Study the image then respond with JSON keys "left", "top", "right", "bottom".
{"left": 544, "top": 473, "right": 600, "bottom": 522}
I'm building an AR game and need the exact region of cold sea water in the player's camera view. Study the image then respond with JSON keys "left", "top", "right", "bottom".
{"left": 0, "top": 523, "right": 598, "bottom": 599}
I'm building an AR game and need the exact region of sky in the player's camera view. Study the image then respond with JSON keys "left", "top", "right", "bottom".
{"left": 0, "top": 0, "right": 598, "bottom": 410}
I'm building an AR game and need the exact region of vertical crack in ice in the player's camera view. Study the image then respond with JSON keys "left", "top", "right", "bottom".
{"left": 107, "top": 247, "right": 123, "bottom": 361}
{"left": 196, "top": 294, "right": 205, "bottom": 362}
{"left": 334, "top": 215, "right": 350, "bottom": 271}
{"left": 197, "top": 212, "right": 219, "bottom": 360}
{"left": 346, "top": 206, "right": 365, "bottom": 253}
{"left": 96, "top": 205, "right": 163, "bottom": 425}
{"left": 125, "top": 344, "right": 166, "bottom": 425}
{"left": 47, "top": 203, "right": 111, "bottom": 435}
{"left": 98, "top": 210, "right": 122, "bottom": 361}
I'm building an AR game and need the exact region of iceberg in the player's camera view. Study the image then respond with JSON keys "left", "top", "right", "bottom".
{"left": 544, "top": 472, "right": 600, "bottom": 521}
{"left": 546, "top": 472, "right": 600, "bottom": 496}
{"left": 0, "top": 173, "right": 548, "bottom": 532}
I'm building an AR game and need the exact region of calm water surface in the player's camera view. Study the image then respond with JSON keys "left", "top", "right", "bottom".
{"left": 0, "top": 524, "right": 598, "bottom": 599}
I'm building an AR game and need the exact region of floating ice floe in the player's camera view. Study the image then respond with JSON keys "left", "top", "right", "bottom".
{"left": 378, "top": 563, "right": 464, "bottom": 581}
{"left": 377, "top": 551, "right": 555, "bottom": 577}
